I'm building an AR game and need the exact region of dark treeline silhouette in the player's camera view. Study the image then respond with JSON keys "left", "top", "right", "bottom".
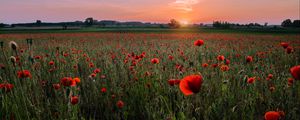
{"left": 281, "top": 19, "right": 300, "bottom": 27}
{"left": 212, "top": 19, "right": 300, "bottom": 29}
{"left": 3, "top": 17, "right": 169, "bottom": 29}
{"left": 212, "top": 21, "right": 269, "bottom": 29}
{"left": 1, "top": 18, "right": 299, "bottom": 29}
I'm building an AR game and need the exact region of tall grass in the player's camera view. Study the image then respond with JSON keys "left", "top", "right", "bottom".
{"left": 0, "top": 32, "right": 299, "bottom": 120}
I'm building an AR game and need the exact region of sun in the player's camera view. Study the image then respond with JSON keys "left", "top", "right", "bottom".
{"left": 180, "top": 20, "right": 189, "bottom": 26}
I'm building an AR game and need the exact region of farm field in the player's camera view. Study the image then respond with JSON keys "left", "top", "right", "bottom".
{"left": 0, "top": 32, "right": 300, "bottom": 120}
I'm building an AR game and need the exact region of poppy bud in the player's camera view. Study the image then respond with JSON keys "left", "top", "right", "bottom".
{"left": 9, "top": 41, "right": 18, "bottom": 50}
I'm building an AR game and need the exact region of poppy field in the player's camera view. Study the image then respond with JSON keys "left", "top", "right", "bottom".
{"left": 0, "top": 32, "right": 299, "bottom": 120}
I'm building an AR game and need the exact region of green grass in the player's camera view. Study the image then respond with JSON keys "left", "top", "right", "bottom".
{"left": 0, "top": 32, "right": 299, "bottom": 119}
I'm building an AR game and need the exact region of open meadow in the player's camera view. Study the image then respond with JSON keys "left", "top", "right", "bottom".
{"left": 0, "top": 32, "right": 300, "bottom": 120}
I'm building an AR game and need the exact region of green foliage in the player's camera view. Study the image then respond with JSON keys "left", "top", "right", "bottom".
{"left": 0, "top": 32, "right": 299, "bottom": 119}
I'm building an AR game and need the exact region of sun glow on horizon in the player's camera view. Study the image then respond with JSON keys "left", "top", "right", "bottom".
{"left": 180, "top": 20, "right": 190, "bottom": 26}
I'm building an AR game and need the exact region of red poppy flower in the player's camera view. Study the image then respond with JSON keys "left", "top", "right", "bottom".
{"left": 101, "top": 87, "right": 107, "bottom": 93}
{"left": 101, "top": 75, "right": 106, "bottom": 79}
{"left": 17, "top": 70, "right": 32, "bottom": 79}
{"left": 267, "top": 74, "right": 273, "bottom": 79}
{"left": 246, "top": 56, "right": 253, "bottom": 63}
{"left": 194, "top": 39, "right": 204, "bottom": 46}
{"left": 89, "top": 63, "right": 94, "bottom": 68}
{"left": 111, "top": 94, "right": 116, "bottom": 99}
{"left": 247, "top": 77, "right": 255, "bottom": 84}
{"left": 212, "top": 64, "right": 218, "bottom": 68}
{"left": 53, "top": 84, "right": 61, "bottom": 90}
{"left": 117, "top": 100, "right": 124, "bottom": 109}
{"left": 90, "top": 73, "right": 97, "bottom": 78}
{"left": 34, "top": 56, "right": 42, "bottom": 60}
{"left": 151, "top": 58, "right": 159, "bottom": 64}
{"left": 168, "top": 79, "right": 181, "bottom": 86}
{"left": 70, "top": 96, "right": 79, "bottom": 105}
{"left": 168, "top": 55, "right": 174, "bottom": 60}
{"left": 60, "top": 77, "right": 72, "bottom": 86}
{"left": 225, "top": 59, "right": 230, "bottom": 65}
{"left": 93, "top": 68, "right": 101, "bottom": 74}
{"left": 179, "top": 75, "right": 203, "bottom": 96}
{"left": 280, "top": 42, "right": 289, "bottom": 49}
{"left": 49, "top": 61, "right": 54, "bottom": 66}
{"left": 220, "top": 65, "right": 229, "bottom": 71}
{"left": 264, "top": 111, "right": 280, "bottom": 120}
{"left": 286, "top": 46, "right": 293, "bottom": 54}
{"left": 290, "top": 65, "right": 300, "bottom": 80}
{"left": 0, "top": 83, "right": 4, "bottom": 89}
{"left": 288, "top": 78, "right": 294, "bottom": 86}
{"left": 202, "top": 63, "right": 208, "bottom": 68}
{"left": 217, "top": 55, "right": 225, "bottom": 61}
{"left": 0, "top": 64, "right": 5, "bottom": 70}
{"left": 3, "top": 83, "right": 14, "bottom": 92}
{"left": 69, "top": 77, "right": 80, "bottom": 87}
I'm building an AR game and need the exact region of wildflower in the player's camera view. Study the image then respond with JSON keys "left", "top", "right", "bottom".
{"left": 53, "top": 84, "right": 61, "bottom": 90}
{"left": 194, "top": 39, "right": 204, "bottom": 46}
{"left": 179, "top": 75, "right": 203, "bottom": 96}
{"left": 290, "top": 65, "right": 300, "bottom": 80}
{"left": 90, "top": 73, "right": 96, "bottom": 78}
{"left": 116, "top": 100, "right": 124, "bottom": 109}
{"left": 168, "top": 55, "right": 174, "bottom": 60}
{"left": 151, "top": 58, "right": 159, "bottom": 64}
{"left": 17, "top": 70, "right": 32, "bottom": 79}
{"left": 49, "top": 61, "right": 54, "bottom": 66}
{"left": 268, "top": 74, "right": 273, "bottom": 79}
{"left": 288, "top": 78, "right": 294, "bottom": 86}
{"left": 246, "top": 56, "right": 253, "bottom": 63}
{"left": 101, "top": 87, "right": 107, "bottom": 93}
{"left": 93, "top": 68, "right": 101, "bottom": 74}
{"left": 225, "top": 59, "right": 230, "bottom": 65}
{"left": 220, "top": 65, "right": 229, "bottom": 71}
{"left": 202, "top": 63, "right": 208, "bottom": 68}
{"left": 212, "top": 64, "right": 218, "bottom": 68}
{"left": 2, "top": 83, "right": 14, "bottom": 92}
{"left": 264, "top": 111, "right": 280, "bottom": 120}
{"left": 247, "top": 77, "right": 255, "bottom": 84}
{"left": 168, "top": 79, "right": 181, "bottom": 86}
{"left": 70, "top": 77, "right": 80, "bottom": 86}
{"left": 60, "top": 77, "right": 72, "bottom": 86}
{"left": 217, "top": 55, "right": 225, "bottom": 61}
{"left": 280, "top": 42, "right": 289, "bottom": 49}
{"left": 286, "top": 46, "right": 293, "bottom": 54}
{"left": 70, "top": 96, "right": 79, "bottom": 105}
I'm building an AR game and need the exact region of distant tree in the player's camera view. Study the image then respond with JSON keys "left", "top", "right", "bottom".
{"left": 264, "top": 22, "right": 268, "bottom": 27}
{"left": 85, "top": 17, "right": 94, "bottom": 26}
{"left": 292, "top": 20, "right": 300, "bottom": 27}
{"left": 281, "top": 19, "right": 293, "bottom": 27}
{"left": 36, "top": 20, "right": 42, "bottom": 27}
{"left": 62, "top": 24, "right": 67, "bottom": 30}
{"left": 213, "top": 21, "right": 231, "bottom": 29}
{"left": 0, "top": 23, "right": 4, "bottom": 28}
{"left": 213, "top": 21, "right": 221, "bottom": 28}
{"left": 168, "top": 19, "right": 180, "bottom": 28}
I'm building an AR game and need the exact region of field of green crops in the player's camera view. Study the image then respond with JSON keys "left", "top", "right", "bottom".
{"left": 0, "top": 32, "right": 299, "bottom": 120}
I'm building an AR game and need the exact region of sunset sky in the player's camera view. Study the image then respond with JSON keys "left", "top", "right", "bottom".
{"left": 0, "top": 0, "right": 299, "bottom": 24}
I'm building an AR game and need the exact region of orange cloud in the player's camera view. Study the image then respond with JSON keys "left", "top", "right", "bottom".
{"left": 170, "top": 0, "right": 200, "bottom": 12}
